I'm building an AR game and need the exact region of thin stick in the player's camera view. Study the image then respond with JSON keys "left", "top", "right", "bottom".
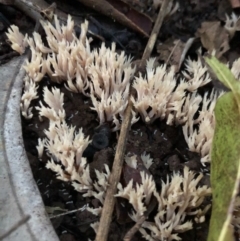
{"left": 95, "top": 100, "right": 133, "bottom": 241}
{"left": 0, "top": 215, "right": 30, "bottom": 240}
{"left": 49, "top": 205, "right": 88, "bottom": 219}
{"left": 177, "top": 37, "right": 195, "bottom": 72}
{"left": 123, "top": 215, "right": 146, "bottom": 241}
{"left": 166, "top": 39, "right": 180, "bottom": 66}
{"left": 123, "top": 197, "right": 158, "bottom": 241}
{"left": 140, "top": 0, "right": 173, "bottom": 69}
{"left": 95, "top": 1, "right": 171, "bottom": 241}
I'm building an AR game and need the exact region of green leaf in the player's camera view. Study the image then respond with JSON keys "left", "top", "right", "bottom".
{"left": 206, "top": 57, "right": 240, "bottom": 241}
{"left": 205, "top": 56, "right": 240, "bottom": 109}
{"left": 208, "top": 92, "right": 240, "bottom": 241}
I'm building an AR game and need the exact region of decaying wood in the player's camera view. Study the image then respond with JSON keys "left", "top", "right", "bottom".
{"left": 95, "top": 1, "right": 171, "bottom": 241}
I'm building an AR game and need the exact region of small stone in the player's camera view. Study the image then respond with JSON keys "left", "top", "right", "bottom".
{"left": 167, "top": 155, "right": 180, "bottom": 171}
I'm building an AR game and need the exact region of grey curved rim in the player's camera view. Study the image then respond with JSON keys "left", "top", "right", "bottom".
{"left": 0, "top": 56, "right": 59, "bottom": 241}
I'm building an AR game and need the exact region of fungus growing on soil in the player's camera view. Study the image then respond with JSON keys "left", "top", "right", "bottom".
{"left": 131, "top": 58, "right": 180, "bottom": 123}
{"left": 131, "top": 57, "right": 215, "bottom": 129}
{"left": 115, "top": 166, "right": 211, "bottom": 241}
{"left": 20, "top": 76, "right": 39, "bottom": 119}
{"left": 182, "top": 57, "right": 212, "bottom": 92}
{"left": 35, "top": 87, "right": 93, "bottom": 191}
{"left": 182, "top": 91, "right": 219, "bottom": 164}
{"left": 6, "top": 13, "right": 225, "bottom": 240}
{"left": 6, "top": 24, "right": 28, "bottom": 54}
{"left": 88, "top": 42, "right": 137, "bottom": 131}
{"left": 125, "top": 152, "right": 153, "bottom": 170}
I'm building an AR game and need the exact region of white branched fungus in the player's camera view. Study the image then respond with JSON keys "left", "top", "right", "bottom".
{"left": 116, "top": 172, "right": 156, "bottom": 220}
{"left": 36, "top": 138, "right": 46, "bottom": 159}
{"left": 36, "top": 87, "right": 65, "bottom": 122}
{"left": 182, "top": 58, "right": 212, "bottom": 92}
{"left": 89, "top": 43, "right": 136, "bottom": 130}
{"left": 40, "top": 14, "right": 76, "bottom": 51}
{"left": 116, "top": 167, "right": 211, "bottom": 241}
{"left": 6, "top": 12, "right": 224, "bottom": 239}
{"left": 125, "top": 152, "right": 153, "bottom": 169}
{"left": 84, "top": 164, "right": 111, "bottom": 216}
{"left": 44, "top": 120, "right": 93, "bottom": 191}
{"left": 20, "top": 76, "right": 39, "bottom": 119}
{"left": 36, "top": 86, "right": 92, "bottom": 191}
{"left": 6, "top": 16, "right": 92, "bottom": 118}
{"left": 225, "top": 13, "right": 240, "bottom": 39}
{"left": 28, "top": 32, "right": 52, "bottom": 54}
{"left": 125, "top": 154, "right": 138, "bottom": 169}
{"left": 182, "top": 91, "right": 218, "bottom": 164}
{"left": 23, "top": 48, "right": 47, "bottom": 83}
{"left": 165, "top": 81, "right": 188, "bottom": 126}
{"left": 132, "top": 59, "right": 179, "bottom": 123}
{"left": 141, "top": 152, "right": 154, "bottom": 169}
{"left": 132, "top": 57, "right": 213, "bottom": 127}
{"left": 6, "top": 25, "right": 28, "bottom": 54}
{"left": 43, "top": 19, "right": 92, "bottom": 84}
{"left": 7, "top": 15, "right": 135, "bottom": 130}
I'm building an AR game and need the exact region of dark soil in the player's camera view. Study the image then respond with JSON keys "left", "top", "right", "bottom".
{"left": 21, "top": 76, "right": 210, "bottom": 241}
{"left": 2, "top": 0, "right": 238, "bottom": 240}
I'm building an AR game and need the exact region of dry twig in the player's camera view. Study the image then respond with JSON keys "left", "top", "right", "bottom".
{"left": 140, "top": 0, "right": 173, "bottom": 69}
{"left": 123, "top": 215, "right": 146, "bottom": 241}
{"left": 123, "top": 196, "right": 158, "bottom": 241}
{"left": 95, "top": 100, "right": 133, "bottom": 241}
{"left": 49, "top": 205, "right": 88, "bottom": 219}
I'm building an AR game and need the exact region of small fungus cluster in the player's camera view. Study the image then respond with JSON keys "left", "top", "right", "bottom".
{"left": 116, "top": 166, "right": 211, "bottom": 241}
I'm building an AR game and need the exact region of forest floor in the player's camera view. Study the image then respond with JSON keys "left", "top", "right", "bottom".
{"left": 1, "top": 0, "right": 240, "bottom": 240}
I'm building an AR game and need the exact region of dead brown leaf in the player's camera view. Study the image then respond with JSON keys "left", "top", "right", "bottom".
{"left": 196, "top": 21, "right": 230, "bottom": 58}
{"left": 76, "top": 0, "right": 152, "bottom": 36}
{"left": 228, "top": 0, "right": 240, "bottom": 8}
{"left": 157, "top": 37, "right": 195, "bottom": 72}
{"left": 157, "top": 38, "right": 175, "bottom": 62}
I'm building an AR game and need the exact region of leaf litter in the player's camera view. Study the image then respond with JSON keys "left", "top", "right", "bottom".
{"left": 1, "top": 0, "right": 240, "bottom": 240}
